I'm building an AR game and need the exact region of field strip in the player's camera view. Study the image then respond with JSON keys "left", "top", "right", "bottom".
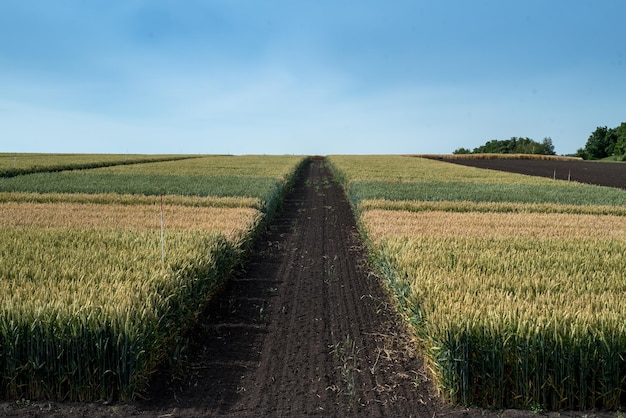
{"left": 0, "top": 201, "right": 261, "bottom": 242}
{"left": 358, "top": 199, "right": 626, "bottom": 216}
{"left": 0, "top": 192, "right": 261, "bottom": 208}
{"left": 0, "top": 154, "right": 198, "bottom": 177}
{"left": 362, "top": 209, "right": 626, "bottom": 239}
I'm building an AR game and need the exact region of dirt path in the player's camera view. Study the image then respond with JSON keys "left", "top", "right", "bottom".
{"left": 3, "top": 157, "right": 609, "bottom": 417}
{"left": 172, "top": 157, "right": 449, "bottom": 417}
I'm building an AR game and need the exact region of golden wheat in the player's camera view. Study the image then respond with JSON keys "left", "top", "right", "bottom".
{"left": 362, "top": 209, "right": 626, "bottom": 240}
{"left": 0, "top": 227, "right": 239, "bottom": 400}
{"left": 358, "top": 199, "right": 626, "bottom": 216}
{"left": 0, "top": 192, "right": 261, "bottom": 208}
{"left": 363, "top": 208, "right": 626, "bottom": 409}
{"left": 0, "top": 201, "right": 261, "bottom": 243}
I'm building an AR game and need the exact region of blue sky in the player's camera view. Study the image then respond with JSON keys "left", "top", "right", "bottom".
{"left": 1, "top": 1, "right": 625, "bottom": 155}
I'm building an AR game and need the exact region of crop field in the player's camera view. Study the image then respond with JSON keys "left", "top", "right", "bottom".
{"left": 328, "top": 155, "right": 626, "bottom": 409}
{"left": 0, "top": 154, "right": 305, "bottom": 401}
{"left": 0, "top": 155, "right": 305, "bottom": 214}
{"left": 3, "top": 153, "right": 626, "bottom": 414}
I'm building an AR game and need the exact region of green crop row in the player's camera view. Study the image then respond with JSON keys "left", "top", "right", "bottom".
{"left": 0, "top": 153, "right": 198, "bottom": 177}
{"left": 0, "top": 173, "right": 282, "bottom": 211}
{"left": 91, "top": 155, "right": 306, "bottom": 180}
{"left": 347, "top": 180, "right": 626, "bottom": 208}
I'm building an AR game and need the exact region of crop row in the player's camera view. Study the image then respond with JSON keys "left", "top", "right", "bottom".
{"left": 327, "top": 155, "right": 626, "bottom": 410}
{"left": 0, "top": 201, "right": 261, "bottom": 243}
{"left": 0, "top": 173, "right": 282, "bottom": 211}
{"left": 0, "top": 192, "right": 261, "bottom": 209}
{"left": 0, "top": 155, "right": 307, "bottom": 401}
{"left": 0, "top": 153, "right": 197, "bottom": 177}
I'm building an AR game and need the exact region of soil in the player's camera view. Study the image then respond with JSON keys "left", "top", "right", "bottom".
{"left": 1, "top": 157, "right": 619, "bottom": 417}
{"left": 439, "top": 158, "right": 626, "bottom": 190}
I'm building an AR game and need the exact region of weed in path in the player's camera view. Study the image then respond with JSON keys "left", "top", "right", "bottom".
{"left": 324, "top": 255, "right": 339, "bottom": 285}
{"left": 329, "top": 334, "right": 361, "bottom": 403}
{"left": 256, "top": 301, "right": 268, "bottom": 322}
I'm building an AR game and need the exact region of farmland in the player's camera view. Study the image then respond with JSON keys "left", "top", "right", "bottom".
{"left": 0, "top": 154, "right": 305, "bottom": 402}
{"left": 328, "top": 155, "right": 626, "bottom": 410}
{"left": 2, "top": 153, "right": 625, "bottom": 416}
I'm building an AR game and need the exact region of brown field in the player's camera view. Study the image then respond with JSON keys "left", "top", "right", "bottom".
{"left": 440, "top": 157, "right": 626, "bottom": 189}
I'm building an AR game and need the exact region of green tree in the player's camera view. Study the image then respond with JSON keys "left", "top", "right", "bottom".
{"left": 612, "top": 122, "right": 626, "bottom": 158}
{"left": 453, "top": 147, "right": 472, "bottom": 154}
{"left": 580, "top": 126, "right": 617, "bottom": 159}
{"left": 540, "top": 137, "right": 556, "bottom": 155}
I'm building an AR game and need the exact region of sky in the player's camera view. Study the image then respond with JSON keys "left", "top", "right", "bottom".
{"left": 1, "top": 1, "right": 625, "bottom": 156}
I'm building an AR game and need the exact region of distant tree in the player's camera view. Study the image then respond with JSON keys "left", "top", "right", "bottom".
{"left": 467, "top": 137, "right": 555, "bottom": 155}
{"left": 540, "top": 137, "right": 556, "bottom": 155}
{"left": 453, "top": 147, "right": 472, "bottom": 154}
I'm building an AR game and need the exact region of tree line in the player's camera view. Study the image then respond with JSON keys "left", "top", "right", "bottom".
{"left": 453, "top": 137, "right": 555, "bottom": 156}
{"left": 453, "top": 122, "right": 626, "bottom": 160}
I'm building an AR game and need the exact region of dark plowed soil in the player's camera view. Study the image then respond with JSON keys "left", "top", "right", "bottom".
{"left": 440, "top": 158, "right": 626, "bottom": 190}
{"left": 1, "top": 157, "right": 617, "bottom": 417}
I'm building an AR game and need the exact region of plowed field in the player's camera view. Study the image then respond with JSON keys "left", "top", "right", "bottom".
{"left": 441, "top": 158, "right": 626, "bottom": 189}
